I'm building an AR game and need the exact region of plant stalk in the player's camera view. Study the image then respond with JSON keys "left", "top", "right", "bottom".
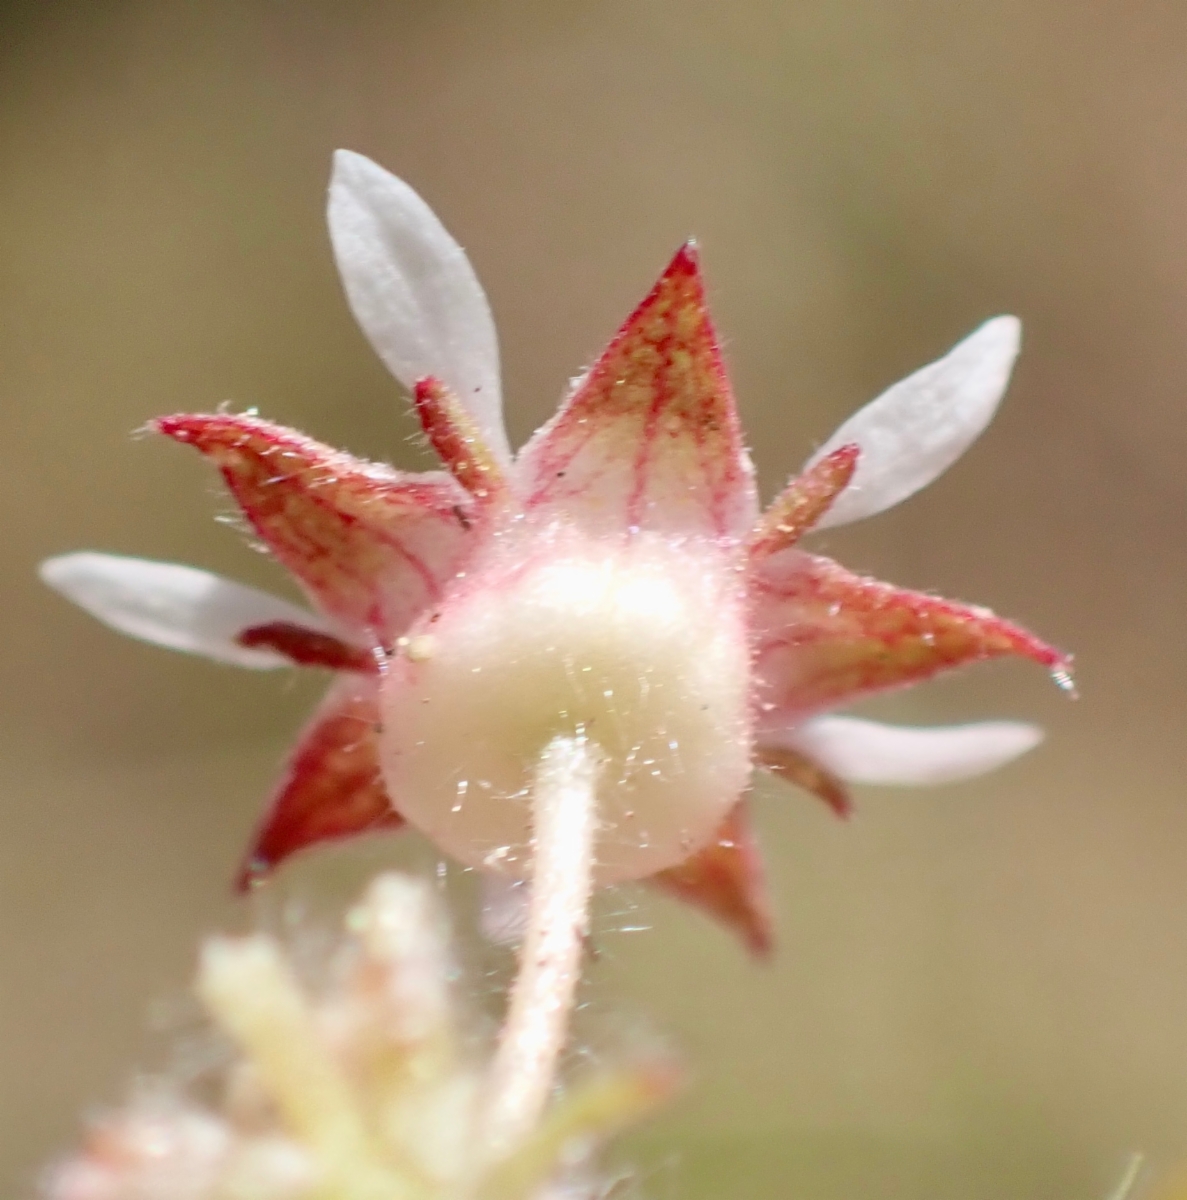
{"left": 481, "top": 735, "right": 600, "bottom": 1158}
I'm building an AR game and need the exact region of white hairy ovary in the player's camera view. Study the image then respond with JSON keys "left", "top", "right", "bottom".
{"left": 378, "top": 525, "right": 752, "bottom": 885}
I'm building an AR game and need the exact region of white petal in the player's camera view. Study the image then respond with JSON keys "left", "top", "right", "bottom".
{"left": 328, "top": 150, "right": 509, "bottom": 462}
{"left": 776, "top": 715, "right": 1043, "bottom": 786}
{"left": 479, "top": 873, "right": 530, "bottom": 946}
{"left": 40, "top": 553, "right": 333, "bottom": 669}
{"left": 808, "top": 316, "right": 1021, "bottom": 529}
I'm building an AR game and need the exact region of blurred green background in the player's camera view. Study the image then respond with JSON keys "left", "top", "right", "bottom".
{"left": 3, "top": 1, "right": 1187, "bottom": 1196}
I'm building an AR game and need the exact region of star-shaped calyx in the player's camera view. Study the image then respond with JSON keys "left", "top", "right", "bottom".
{"left": 41, "top": 151, "right": 1070, "bottom": 956}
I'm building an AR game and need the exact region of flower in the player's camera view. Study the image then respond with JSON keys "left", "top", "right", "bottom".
{"left": 43, "top": 872, "right": 675, "bottom": 1200}
{"left": 41, "top": 150, "right": 1070, "bottom": 956}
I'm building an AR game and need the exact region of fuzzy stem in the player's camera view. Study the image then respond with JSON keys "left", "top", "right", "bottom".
{"left": 481, "top": 735, "right": 600, "bottom": 1158}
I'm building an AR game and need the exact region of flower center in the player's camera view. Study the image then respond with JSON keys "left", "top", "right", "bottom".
{"left": 378, "top": 525, "right": 752, "bottom": 885}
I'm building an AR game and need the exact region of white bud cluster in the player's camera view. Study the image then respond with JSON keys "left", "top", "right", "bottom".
{"left": 43, "top": 874, "right": 671, "bottom": 1200}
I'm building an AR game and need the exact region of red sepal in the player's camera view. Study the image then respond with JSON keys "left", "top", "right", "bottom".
{"left": 515, "top": 243, "right": 757, "bottom": 539}
{"left": 750, "top": 445, "right": 859, "bottom": 560}
{"left": 648, "top": 800, "right": 773, "bottom": 957}
{"left": 751, "top": 550, "right": 1070, "bottom": 721}
{"left": 413, "top": 377, "right": 508, "bottom": 503}
{"left": 236, "top": 677, "right": 402, "bottom": 890}
{"left": 236, "top": 622, "right": 376, "bottom": 673}
{"left": 154, "top": 413, "right": 474, "bottom": 642}
{"left": 755, "top": 743, "right": 854, "bottom": 819}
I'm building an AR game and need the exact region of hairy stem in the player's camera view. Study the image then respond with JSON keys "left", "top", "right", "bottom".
{"left": 481, "top": 735, "right": 600, "bottom": 1157}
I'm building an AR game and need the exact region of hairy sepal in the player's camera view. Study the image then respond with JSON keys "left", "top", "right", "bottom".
{"left": 750, "top": 444, "right": 859, "bottom": 560}
{"left": 750, "top": 549, "right": 1070, "bottom": 722}
{"left": 648, "top": 800, "right": 773, "bottom": 957}
{"left": 237, "top": 676, "right": 402, "bottom": 890}
{"left": 155, "top": 413, "right": 474, "bottom": 642}
{"left": 515, "top": 243, "right": 757, "bottom": 539}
